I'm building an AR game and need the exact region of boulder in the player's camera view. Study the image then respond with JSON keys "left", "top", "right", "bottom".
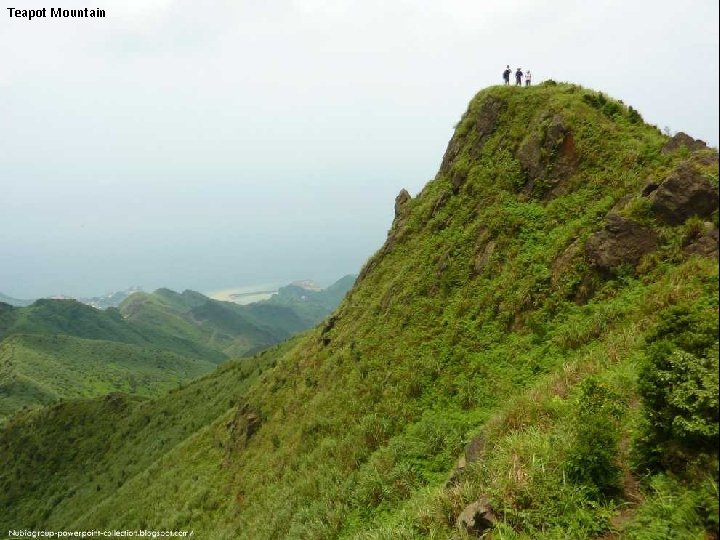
{"left": 661, "top": 132, "right": 708, "bottom": 154}
{"left": 586, "top": 214, "right": 658, "bottom": 270}
{"left": 647, "top": 163, "right": 719, "bottom": 225}
{"left": 456, "top": 497, "right": 497, "bottom": 536}
{"left": 446, "top": 433, "right": 487, "bottom": 487}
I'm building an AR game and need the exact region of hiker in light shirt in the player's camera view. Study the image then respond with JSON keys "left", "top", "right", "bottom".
{"left": 525, "top": 70, "right": 532, "bottom": 86}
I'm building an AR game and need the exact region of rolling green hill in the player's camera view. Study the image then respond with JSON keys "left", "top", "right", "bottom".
{"left": 0, "top": 299, "right": 224, "bottom": 362}
{"left": 0, "top": 299, "right": 225, "bottom": 420}
{"left": 1, "top": 83, "right": 717, "bottom": 538}
{"left": 119, "top": 278, "right": 355, "bottom": 358}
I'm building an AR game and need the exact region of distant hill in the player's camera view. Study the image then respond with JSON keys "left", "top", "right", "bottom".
{"left": 77, "top": 287, "right": 143, "bottom": 309}
{"left": 0, "top": 293, "right": 33, "bottom": 307}
{"left": 118, "top": 276, "right": 356, "bottom": 358}
{"left": 0, "top": 299, "right": 224, "bottom": 363}
{"left": 1, "top": 287, "right": 141, "bottom": 309}
{"left": 258, "top": 274, "right": 357, "bottom": 323}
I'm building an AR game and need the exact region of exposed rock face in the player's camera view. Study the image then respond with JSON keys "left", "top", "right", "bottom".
{"left": 647, "top": 163, "right": 719, "bottom": 225}
{"left": 440, "top": 95, "right": 505, "bottom": 175}
{"left": 516, "top": 114, "right": 578, "bottom": 198}
{"left": 431, "top": 190, "right": 450, "bottom": 218}
{"left": 661, "top": 132, "right": 708, "bottom": 154}
{"left": 389, "top": 188, "right": 412, "bottom": 239}
{"left": 474, "top": 241, "right": 497, "bottom": 274}
{"left": 470, "top": 96, "right": 505, "bottom": 156}
{"left": 586, "top": 214, "right": 658, "bottom": 270}
{"left": 456, "top": 497, "right": 497, "bottom": 536}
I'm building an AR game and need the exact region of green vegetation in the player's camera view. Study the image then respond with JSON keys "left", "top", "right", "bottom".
{"left": 1, "top": 83, "right": 717, "bottom": 538}
{"left": 0, "top": 342, "right": 288, "bottom": 530}
{"left": 0, "top": 299, "right": 224, "bottom": 421}
{"left": 0, "top": 334, "right": 215, "bottom": 418}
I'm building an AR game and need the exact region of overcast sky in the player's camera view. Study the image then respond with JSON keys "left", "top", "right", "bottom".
{"left": 1, "top": 0, "right": 718, "bottom": 298}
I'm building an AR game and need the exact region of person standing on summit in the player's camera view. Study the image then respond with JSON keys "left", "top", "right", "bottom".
{"left": 525, "top": 70, "right": 532, "bottom": 86}
{"left": 503, "top": 65, "right": 511, "bottom": 85}
{"left": 515, "top": 68, "right": 523, "bottom": 86}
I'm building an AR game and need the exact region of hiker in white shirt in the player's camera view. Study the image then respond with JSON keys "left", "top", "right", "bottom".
{"left": 525, "top": 70, "right": 532, "bottom": 86}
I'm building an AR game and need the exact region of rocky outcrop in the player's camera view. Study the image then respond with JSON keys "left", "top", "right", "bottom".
{"left": 645, "top": 163, "right": 718, "bottom": 225}
{"left": 440, "top": 95, "right": 505, "bottom": 176}
{"left": 447, "top": 433, "right": 487, "bottom": 487}
{"left": 456, "top": 497, "right": 497, "bottom": 536}
{"left": 661, "top": 132, "right": 708, "bottom": 154}
{"left": 470, "top": 96, "right": 505, "bottom": 157}
{"left": 358, "top": 189, "right": 413, "bottom": 284}
{"left": 586, "top": 214, "right": 658, "bottom": 270}
{"left": 516, "top": 114, "right": 578, "bottom": 198}
{"left": 228, "top": 403, "right": 263, "bottom": 449}
{"left": 684, "top": 222, "right": 719, "bottom": 259}
{"left": 394, "top": 189, "right": 411, "bottom": 218}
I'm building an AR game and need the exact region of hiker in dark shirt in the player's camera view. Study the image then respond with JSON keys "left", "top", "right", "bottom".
{"left": 503, "top": 65, "right": 511, "bottom": 85}
{"left": 515, "top": 68, "right": 523, "bottom": 86}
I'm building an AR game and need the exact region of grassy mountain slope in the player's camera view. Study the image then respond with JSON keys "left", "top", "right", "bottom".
{"left": 0, "top": 334, "right": 216, "bottom": 419}
{"left": 1, "top": 83, "right": 717, "bottom": 538}
{"left": 0, "top": 340, "right": 288, "bottom": 531}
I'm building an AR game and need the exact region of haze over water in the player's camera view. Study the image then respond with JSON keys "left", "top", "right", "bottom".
{"left": 2, "top": 0, "right": 717, "bottom": 299}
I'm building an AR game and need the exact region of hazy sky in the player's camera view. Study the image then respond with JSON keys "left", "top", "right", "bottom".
{"left": 1, "top": 0, "right": 718, "bottom": 298}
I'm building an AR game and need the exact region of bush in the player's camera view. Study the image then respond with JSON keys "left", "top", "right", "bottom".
{"left": 566, "top": 378, "right": 624, "bottom": 496}
{"left": 635, "top": 303, "right": 719, "bottom": 471}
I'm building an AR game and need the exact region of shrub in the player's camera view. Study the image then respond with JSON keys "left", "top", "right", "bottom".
{"left": 635, "top": 303, "right": 719, "bottom": 471}
{"left": 566, "top": 378, "right": 624, "bottom": 496}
